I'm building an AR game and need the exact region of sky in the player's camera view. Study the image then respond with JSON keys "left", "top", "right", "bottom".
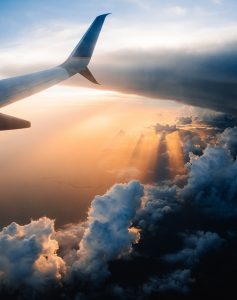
{"left": 1, "top": 1, "right": 237, "bottom": 300}
{"left": 2, "top": 0, "right": 237, "bottom": 69}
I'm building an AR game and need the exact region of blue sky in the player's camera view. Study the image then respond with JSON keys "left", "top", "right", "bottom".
{"left": 1, "top": 0, "right": 237, "bottom": 44}
{"left": 0, "top": 0, "right": 236, "bottom": 49}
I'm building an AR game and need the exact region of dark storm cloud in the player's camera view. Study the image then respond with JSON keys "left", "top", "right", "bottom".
{"left": 176, "top": 117, "right": 192, "bottom": 125}
{"left": 192, "top": 111, "right": 237, "bottom": 129}
{"left": 176, "top": 109, "right": 237, "bottom": 163}
{"left": 153, "top": 123, "right": 177, "bottom": 134}
{"left": 89, "top": 43, "right": 237, "bottom": 115}
{"left": 128, "top": 141, "right": 237, "bottom": 299}
{"left": 143, "top": 269, "right": 192, "bottom": 295}
{"left": 177, "top": 110, "right": 237, "bottom": 131}
{"left": 3, "top": 38, "right": 237, "bottom": 116}
{"left": 180, "top": 130, "right": 206, "bottom": 163}
{"left": 163, "top": 231, "right": 223, "bottom": 266}
{"left": 218, "top": 126, "right": 237, "bottom": 158}
{"left": 135, "top": 184, "right": 178, "bottom": 232}
{"left": 133, "top": 145, "right": 237, "bottom": 238}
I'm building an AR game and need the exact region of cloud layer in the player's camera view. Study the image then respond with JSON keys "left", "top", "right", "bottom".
{"left": 1, "top": 110, "right": 237, "bottom": 299}
{"left": 91, "top": 44, "right": 237, "bottom": 115}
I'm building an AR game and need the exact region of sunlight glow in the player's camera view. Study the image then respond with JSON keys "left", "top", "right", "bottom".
{"left": 166, "top": 131, "right": 186, "bottom": 177}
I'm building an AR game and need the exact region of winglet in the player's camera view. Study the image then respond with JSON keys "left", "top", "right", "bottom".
{"left": 69, "top": 13, "right": 110, "bottom": 59}
{"left": 61, "top": 14, "right": 110, "bottom": 83}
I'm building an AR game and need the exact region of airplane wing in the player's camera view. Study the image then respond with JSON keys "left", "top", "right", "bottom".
{"left": 0, "top": 113, "right": 30, "bottom": 130}
{"left": 0, "top": 14, "right": 109, "bottom": 128}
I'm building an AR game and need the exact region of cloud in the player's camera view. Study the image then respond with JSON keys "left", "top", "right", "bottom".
{"left": 163, "top": 231, "right": 223, "bottom": 266}
{"left": 2, "top": 13, "right": 237, "bottom": 116}
{"left": 125, "top": 0, "right": 152, "bottom": 11}
{"left": 154, "top": 123, "right": 177, "bottom": 133}
{"left": 134, "top": 144, "right": 236, "bottom": 226}
{"left": 0, "top": 217, "right": 65, "bottom": 290}
{"left": 1, "top": 105, "right": 237, "bottom": 298}
{"left": 0, "top": 181, "right": 144, "bottom": 297}
{"left": 2, "top": 3, "right": 237, "bottom": 299}
{"left": 166, "top": 6, "right": 187, "bottom": 16}
{"left": 177, "top": 109, "right": 237, "bottom": 129}
{"left": 135, "top": 184, "right": 178, "bottom": 232}
{"left": 89, "top": 44, "right": 237, "bottom": 115}
{"left": 54, "top": 222, "right": 87, "bottom": 266}
{"left": 143, "top": 269, "right": 192, "bottom": 295}
{"left": 193, "top": 111, "right": 237, "bottom": 129}
{"left": 218, "top": 126, "right": 237, "bottom": 158}
{"left": 212, "top": 0, "right": 222, "bottom": 4}
{"left": 175, "top": 109, "right": 237, "bottom": 162}
{"left": 71, "top": 180, "right": 143, "bottom": 282}
{"left": 176, "top": 116, "right": 192, "bottom": 125}
{"left": 180, "top": 130, "right": 206, "bottom": 163}
{"left": 182, "top": 146, "right": 237, "bottom": 217}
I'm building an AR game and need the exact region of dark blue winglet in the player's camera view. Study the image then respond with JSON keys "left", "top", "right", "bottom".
{"left": 69, "top": 14, "right": 110, "bottom": 59}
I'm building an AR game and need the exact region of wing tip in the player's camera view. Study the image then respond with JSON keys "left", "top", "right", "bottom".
{"left": 97, "top": 13, "right": 111, "bottom": 18}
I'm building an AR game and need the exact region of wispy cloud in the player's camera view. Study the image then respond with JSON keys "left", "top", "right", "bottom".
{"left": 211, "top": 0, "right": 222, "bottom": 4}
{"left": 166, "top": 6, "right": 187, "bottom": 16}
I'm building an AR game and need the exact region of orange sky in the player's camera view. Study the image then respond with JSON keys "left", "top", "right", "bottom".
{"left": 0, "top": 86, "right": 183, "bottom": 227}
